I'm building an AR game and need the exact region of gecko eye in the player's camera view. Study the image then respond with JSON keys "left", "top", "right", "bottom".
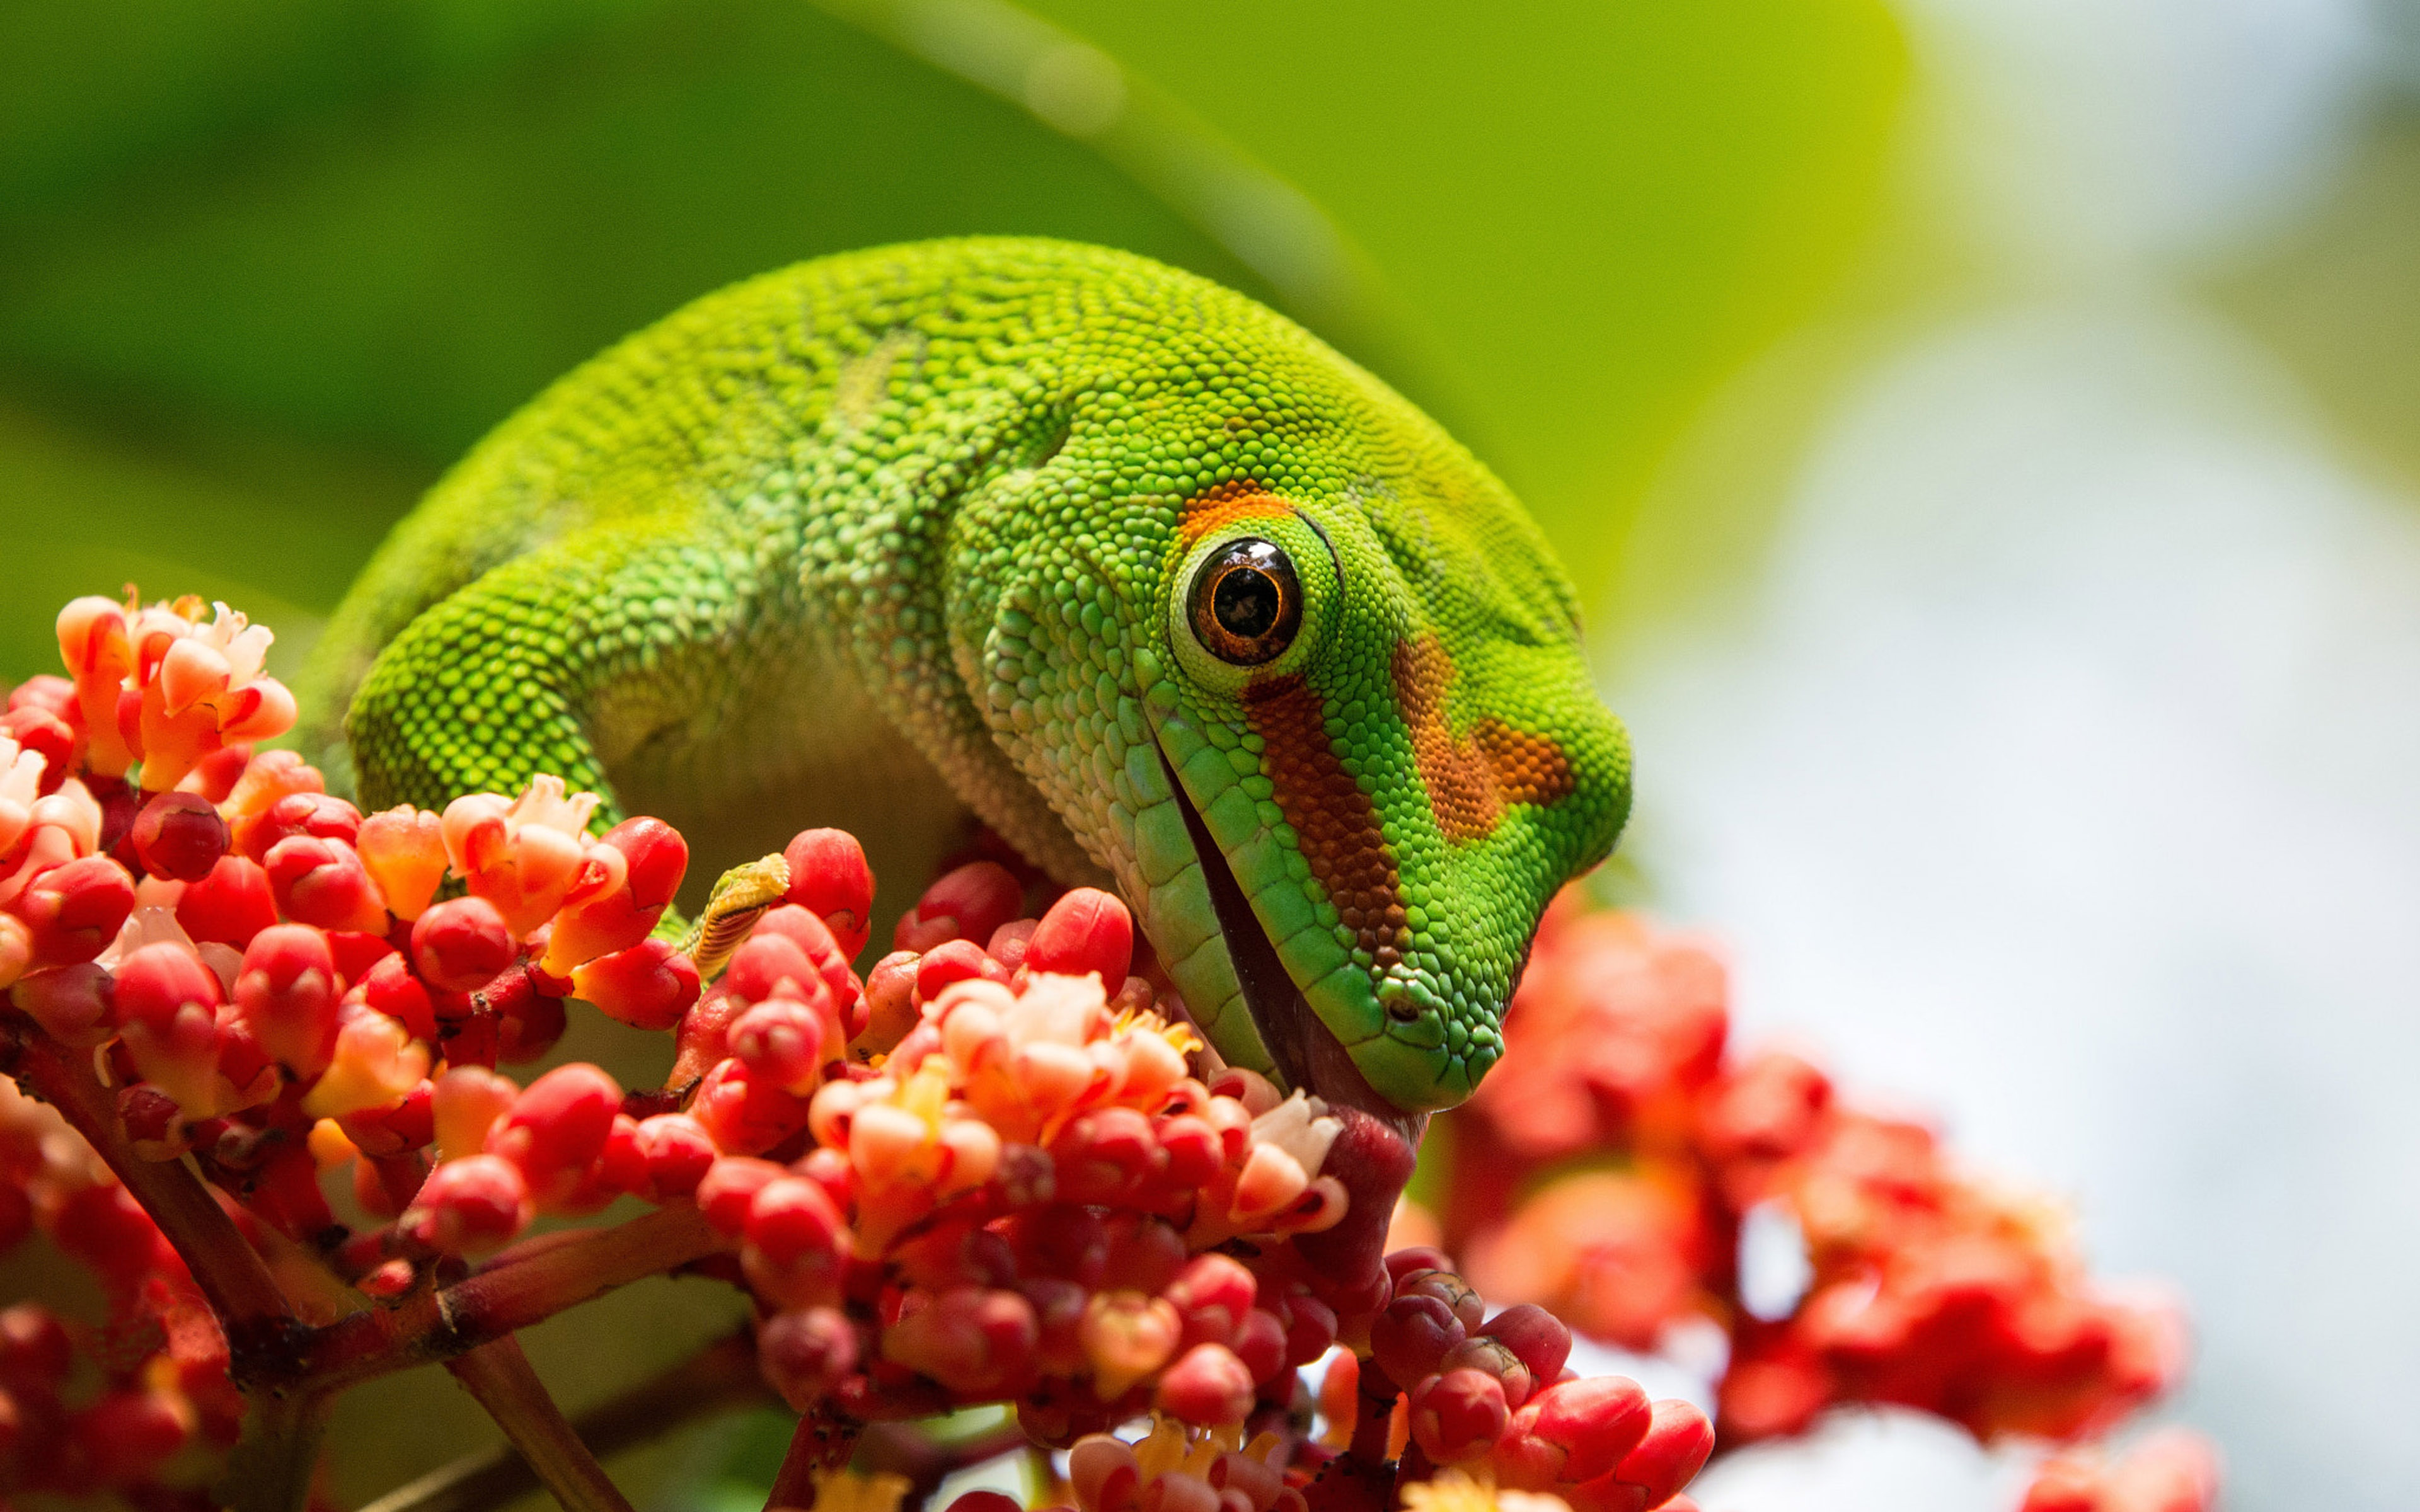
{"left": 1189, "top": 539, "right": 1301, "bottom": 666}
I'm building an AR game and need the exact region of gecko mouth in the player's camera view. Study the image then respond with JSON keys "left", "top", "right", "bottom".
{"left": 1153, "top": 745, "right": 1425, "bottom": 1154}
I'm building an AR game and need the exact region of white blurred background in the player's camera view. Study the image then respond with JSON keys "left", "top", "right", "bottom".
{"left": 1612, "top": 1, "right": 2420, "bottom": 1506}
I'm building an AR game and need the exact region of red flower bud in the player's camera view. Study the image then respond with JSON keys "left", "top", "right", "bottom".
{"left": 1026, "top": 887, "right": 1134, "bottom": 984}
{"left": 985, "top": 918, "right": 1036, "bottom": 971}
{"left": 250, "top": 791, "right": 363, "bottom": 857}
{"left": 263, "top": 834, "right": 388, "bottom": 934}
{"left": 691, "top": 1058, "right": 814, "bottom": 1156}
{"left": 1371, "top": 1293, "right": 1465, "bottom": 1389}
{"left": 1396, "top": 1268, "right": 1487, "bottom": 1331}
{"left": 696, "top": 1156, "right": 786, "bottom": 1235}
{"left": 1279, "top": 1293, "right": 1339, "bottom": 1368}
{"left": 432, "top": 1066, "right": 519, "bottom": 1161}
{"left": 758, "top": 1305, "right": 860, "bottom": 1412}
{"left": 51, "top": 1183, "right": 167, "bottom": 1286}
{"left": 129, "top": 791, "right": 228, "bottom": 882}
{"left": 235, "top": 923, "right": 342, "bottom": 1078}
{"left": 1440, "top": 1334, "right": 1534, "bottom": 1409}
{"left": 117, "top": 1082, "right": 191, "bottom": 1159}
{"left": 1608, "top": 1398, "right": 1715, "bottom": 1506}
{"left": 486, "top": 1063, "right": 620, "bottom": 1206}
{"left": 11, "top": 961, "right": 114, "bottom": 1046}
{"left": 1050, "top": 1106, "right": 1163, "bottom": 1208}
{"left": 894, "top": 860, "right": 1022, "bottom": 953}
{"left": 1099, "top": 1213, "right": 1187, "bottom": 1295}
{"left": 1411, "top": 1368, "right": 1510, "bottom": 1463}
{"left": 338, "top": 1079, "right": 435, "bottom": 1156}
{"left": 1482, "top": 1304, "right": 1574, "bottom": 1389}
{"left": 3, "top": 700, "right": 78, "bottom": 797}
{"left": 326, "top": 927, "right": 395, "bottom": 980}
{"left": 602, "top": 816, "right": 688, "bottom": 911}
{"left": 187, "top": 741, "right": 253, "bottom": 803}
{"left": 596, "top": 1113, "right": 647, "bottom": 1198}
{"left": 859, "top": 950, "right": 920, "bottom": 1054}
{"left": 538, "top": 816, "right": 688, "bottom": 977}
{"left": 18, "top": 855, "right": 135, "bottom": 968}
{"left": 1155, "top": 1341, "right": 1254, "bottom": 1426}
{"left": 494, "top": 987, "right": 566, "bottom": 1065}
{"left": 112, "top": 940, "right": 222, "bottom": 1029}
{"left": 743, "top": 1176, "right": 851, "bottom": 1310}
{"left": 176, "top": 854, "right": 278, "bottom": 949}
{"left": 411, "top": 895, "right": 516, "bottom": 992}
{"left": 357, "top": 952, "right": 435, "bottom": 1041}
{"left": 884, "top": 1286, "right": 1039, "bottom": 1396}
{"left": 752, "top": 906, "right": 860, "bottom": 1014}
{"left": 1524, "top": 1375, "right": 1653, "bottom": 1483}
{"left": 784, "top": 827, "right": 875, "bottom": 957}
{"left": 1164, "top": 1254, "right": 1258, "bottom": 1348}
{"left": 631, "top": 1113, "right": 718, "bottom": 1202}
{"left": 400, "top": 1153, "right": 532, "bottom": 1254}
{"left": 727, "top": 931, "right": 823, "bottom": 1006}
{"left": 729, "top": 998, "right": 828, "bottom": 1095}
{"left": 571, "top": 938, "right": 700, "bottom": 1031}
{"left": 915, "top": 938, "right": 1011, "bottom": 1004}
{"left": 1156, "top": 1114, "right": 1221, "bottom": 1188}
{"left": 222, "top": 750, "right": 323, "bottom": 855}
{"left": 1230, "top": 1307, "right": 1288, "bottom": 1387}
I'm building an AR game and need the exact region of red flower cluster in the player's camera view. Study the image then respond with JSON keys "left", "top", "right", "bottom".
{"left": 2020, "top": 1428, "right": 2220, "bottom": 1512}
{"left": 0, "top": 1079, "right": 239, "bottom": 1501}
{"left": 1438, "top": 897, "right": 2188, "bottom": 1450}
{"left": 0, "top": 591, "right": 1721, "bottom": 1512}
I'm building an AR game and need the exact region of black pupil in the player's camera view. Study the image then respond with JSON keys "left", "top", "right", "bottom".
{"left": 1214, "top": 568, "right": 1281, "bottom": 639}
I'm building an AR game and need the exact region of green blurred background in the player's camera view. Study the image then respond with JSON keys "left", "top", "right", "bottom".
{"left": 0, "top": 0, "right": 1904, "bottom": 687}
{"left": 18, "top": 1, "right": 2420, "bottom": 1508}
{"left": 0, "top": 2, "right": 1904, "bottom": 1503}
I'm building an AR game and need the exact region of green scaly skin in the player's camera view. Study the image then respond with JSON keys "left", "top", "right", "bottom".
{"left": 300, "top": 239, "right": 1630, "bottom": 1121}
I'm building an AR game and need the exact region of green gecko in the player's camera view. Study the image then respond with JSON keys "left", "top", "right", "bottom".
{"left": 299, "top": 238, "right": 1630, "bottom": 1125}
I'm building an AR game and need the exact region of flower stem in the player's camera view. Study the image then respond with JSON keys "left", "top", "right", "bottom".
{"left": 299, "top": 1204, "right": 729, "bottom": 1391}
{"left": 355, "top": 1330, "right": 773, "bottom": 1512}
{"left": 765, "top": 1400, "right": 865, "bottom": 1511}
{"left": 221, "top": 1388, "right": 332, "bottom": 1512}
{"left": 446, "top": 1336, "right": 636, "bottom": 1512}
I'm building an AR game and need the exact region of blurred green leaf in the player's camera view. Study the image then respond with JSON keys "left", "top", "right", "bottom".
{"left": 1019, "top": 0, "right": 1909, "bottom": 593}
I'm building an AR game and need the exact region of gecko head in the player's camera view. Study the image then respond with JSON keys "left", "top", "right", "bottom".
{"left": 1130, "top": 481, "right": 1631, "bottom": 1128}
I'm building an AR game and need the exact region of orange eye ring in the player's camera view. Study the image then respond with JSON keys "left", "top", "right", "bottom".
{"left": 1188, "top": 538, "right": 1301, "bottom": 667}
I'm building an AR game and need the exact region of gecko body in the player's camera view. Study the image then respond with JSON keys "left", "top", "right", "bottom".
{"left": 302, "top": 238, "right": 1630, "bottom": 1127}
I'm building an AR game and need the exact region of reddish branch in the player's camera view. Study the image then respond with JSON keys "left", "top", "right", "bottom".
{"left": 357, "top": 1331, "right": 773, "bottom": 1512}
{"left": 2, "top": 1016, "right": 304, "bottom": 1365}
{"left": 295, "top": 1205, "right": 729, "bottom": 1393}
{"left": 766, "top": 1399, "right": 870, "bottom": 1510}
{"left": 446, "top": 1337, "right": 637, "bottom": 1512}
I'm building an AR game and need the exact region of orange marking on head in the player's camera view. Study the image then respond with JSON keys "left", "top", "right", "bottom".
{"left": 1392, "top": 635, "right": 1576, "bottom": 842}
{"left": 1243, "top": 674, "right": 1410, "bottom": 971}
{"left": 1176, "top": 484, "right": 1294, "bottom": 551}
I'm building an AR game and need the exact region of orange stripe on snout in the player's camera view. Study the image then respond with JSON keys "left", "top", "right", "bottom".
{"left": 1393, "top": 634, "right": 1575, "bottom": 842}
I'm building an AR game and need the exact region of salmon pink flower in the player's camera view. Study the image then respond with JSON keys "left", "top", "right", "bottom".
{"left": 538, "top": 815, "right": 687, "bottom": 976}
{"left": 300, "top": 1001, "right": 430, "bottom": 1120}
{"left": 0, "top": 730, "right": 45, "bottom": 857}
{"left": 54, "top": 595, "right": 135, "bottom": 777}
{"left": 442, "top": 777, "right": 599, "bottom": 937}
{"left": 354, "top": 806, "right": 447, "bottom": 922}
